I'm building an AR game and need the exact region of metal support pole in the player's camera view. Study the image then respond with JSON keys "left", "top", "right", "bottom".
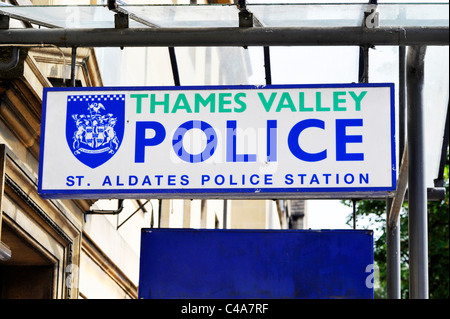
{"left": 434, "top": 100, "right": 449, "bottom": 188}
{"left": 223, "top": 199, "right": 228, "bottom": 229}
{"left": 158, "top": 199, "right": 162, "bottom": 228}
{"left": 406, "top": 45, "right": 428, "bottom": 299}
{"left": 168, "top": 46, "right": 180, "bottom": 86}
{"left": 358, "top": 45, "right": 369, "bottom": 83}
{"left": 70, "top": 46, "right": 77, "bottom": 87}
{"left": 263, "top": 46, "right": 272, "bottom": 85}
{"left": 386, "top": 197, "right": 401, "bottom": 298}
{"left": 386, "top": 45, "right": 406, "bottom": 299}
{"left": 399, "top": 46, "right": 407, "bottom": 160}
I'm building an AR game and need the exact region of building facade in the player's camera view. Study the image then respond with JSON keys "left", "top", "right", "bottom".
{"left": 0, "top": 0, "right": 305, "bottom": 299}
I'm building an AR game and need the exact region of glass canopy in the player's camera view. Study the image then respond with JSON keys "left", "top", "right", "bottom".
{"left": 0, "top": 2, "right": 448, "bottom": 188}
{"left": 0, "top": 3, "right": 448, "bottom": 29}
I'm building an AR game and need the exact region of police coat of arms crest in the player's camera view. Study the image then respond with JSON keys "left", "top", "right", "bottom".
{"left": 66, "top": 94, "right": 125, "bottom": 168}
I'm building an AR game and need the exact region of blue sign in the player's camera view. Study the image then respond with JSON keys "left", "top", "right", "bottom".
{"left": 138, "top": 229, "right": 374, "bottom": 299}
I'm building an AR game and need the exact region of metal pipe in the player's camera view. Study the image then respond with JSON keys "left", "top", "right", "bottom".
{"left": 117, "top": 199, "right": 149, "bottom": 230}
{"left": 386, "top": 46, "right": 406, "bottom": 299}
{"left": 0, "top": 27, "right": 447, "bottom": 48}
{"left": 406, "top": 45, "right": 428, "bottom": 299}
{"left": 399, "top": 46, "right": 407, "bottom": 161}
{"left": 386, "top": 197, "right": 401, "bottom": 299}
{"left": 85, "top": 199, "right": 125, "bottom": 216}
{"left": 263, "top": 46, "right": 272, "bottom": 85}
{"left": 405, "top": 187, "right": 446, "bottom": 201}
{"left": 358, "top": 45, "right": 369, "bottom": 83}
{"left": 70, "top": 47, "right": 77, "bottom": 87}
{"left": 223, "top": 199, "right": 228, "bottom": 229}
{"left": 358, "top": 0, "right": 371, "bottom": 83}
{"left": 0, "top": 46, "right": 19, "bottom": 71}
{"left": 434, "top": 100, "right": 449, "bottom": 187}
{"left": 158, "top": 199, "right": 162, "bottom": 228}
{"left": 388, "top": 144, "right": 408, "bottom": 227}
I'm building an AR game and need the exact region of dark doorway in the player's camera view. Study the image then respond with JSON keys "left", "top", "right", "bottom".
{"left": 0, "top": 223, "right": 55, "bottom": 299}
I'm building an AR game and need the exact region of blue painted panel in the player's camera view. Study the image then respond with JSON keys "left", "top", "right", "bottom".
{"left": 138, "top": 229, "right": 374, "bottom": 299}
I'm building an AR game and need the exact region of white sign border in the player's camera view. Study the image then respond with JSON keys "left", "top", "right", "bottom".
{"left": 38, "top": 83, "right": 396, "bottom": 199}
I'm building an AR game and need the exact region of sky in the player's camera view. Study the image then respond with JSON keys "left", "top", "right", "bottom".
{"left": 245, "top": 0, "right": 448, "bottom": 230}
{"left": 307, "top": 200, "right": 352, "bottom": 229}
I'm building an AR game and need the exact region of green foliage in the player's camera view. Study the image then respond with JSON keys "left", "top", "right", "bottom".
{"left": 343, "top": 149, "right": 449, "bottom": 299}
{"left": 427, "top": 152, "right": 449, "bottom": 299}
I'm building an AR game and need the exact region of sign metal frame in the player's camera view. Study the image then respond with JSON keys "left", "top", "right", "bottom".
{"left": 38, "top": 83, "right": 396, "bottom": 199}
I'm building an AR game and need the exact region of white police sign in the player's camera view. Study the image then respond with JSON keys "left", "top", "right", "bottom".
{"left": 38, "top": 84, "right": 396, "bottom": 199}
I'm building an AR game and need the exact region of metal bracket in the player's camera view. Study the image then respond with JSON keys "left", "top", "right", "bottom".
{"left": 84, "top": 199, "right": 125, "bottom": 223}
{"left": 107, "top": 0, "right": 158, "bottom": 28}
{"left": 107, "top": 0, "right": 118, "bottom": 11}
{"left": 0, "top": 13, "right": 10, "bottom": 29}
{"left": 115, "top": 12, "right": 129, "bottom": 29}
{"left": 238, "top": 0, "right": 253, "bottom": 28}
{"left": 239, "top": 10, "right": 253, "bottom": 28}
{"left": 108, "top": 0, "right": 129, "bottom": 28}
